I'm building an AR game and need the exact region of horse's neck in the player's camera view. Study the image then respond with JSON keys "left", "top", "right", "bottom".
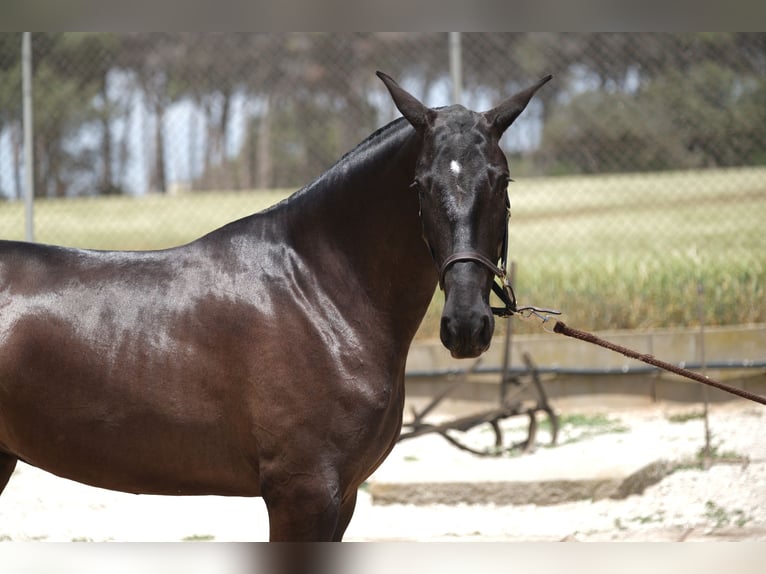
{"left": 288, "top": 122, "right": 437, "bottom": 343}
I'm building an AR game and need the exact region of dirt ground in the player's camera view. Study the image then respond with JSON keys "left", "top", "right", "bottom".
{"left": 0, "top": 401, "right": 764, "bottom": 542}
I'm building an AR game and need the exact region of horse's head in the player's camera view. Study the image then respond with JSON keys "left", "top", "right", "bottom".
{"left": 378, "top": 71, "right": 552, "bottom": 358}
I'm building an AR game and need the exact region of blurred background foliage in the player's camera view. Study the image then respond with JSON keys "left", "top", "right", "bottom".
{"left": 1, "top": 33, "right": 764, "bottom": 199}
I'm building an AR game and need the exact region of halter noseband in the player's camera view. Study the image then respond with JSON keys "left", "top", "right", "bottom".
{"left": 437, "top": 249, "right": 519, "bottom": 319}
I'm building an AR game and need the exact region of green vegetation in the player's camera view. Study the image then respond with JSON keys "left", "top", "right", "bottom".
{"left": 181, "top": 534, "right": 215, "bottom": 541}
{"left": 1, "top": 167, "right": 764, "bottom": 339}
{"left": 704, "top": 500, "right": 751, "bottom": 529}
{"left": 0, "top": 190, "right": 290, "bottom": 250}
{"left": 5, "top": 34, "right": 766, "bottom": 199}
{"left": 667, "top": 411, "right": 706, "bottom": 424}
{"left": 554, "top": 413, "right": 625, "bottom": 430}
{"left": 671, "top": 440, "right": 749, "bottom": 473}
{"left": 539, "top": 412, "right": 629, "bottom": 447}
{"left": 627, "top": 510, "right": 666, "bottom": 525}
{"left": 502, "top": 167, "right": 766, "bottom": 335}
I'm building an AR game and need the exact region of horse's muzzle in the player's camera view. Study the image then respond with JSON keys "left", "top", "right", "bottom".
{"left": 439, "top": 260, "right": 496, "bottom": 358}
{"left": 440, "top": 305, "right": 494, "bottom": 358}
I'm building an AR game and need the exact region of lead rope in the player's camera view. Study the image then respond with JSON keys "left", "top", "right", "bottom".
{"left": 504, "top": 304, "right": 766, "bottom": 406}
{"left": 550, "top": 320, "right": 766, "bottom": 406}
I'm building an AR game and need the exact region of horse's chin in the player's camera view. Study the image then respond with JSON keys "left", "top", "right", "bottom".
{"left": 446, "top": 342, "right": 490, "bottom": 359}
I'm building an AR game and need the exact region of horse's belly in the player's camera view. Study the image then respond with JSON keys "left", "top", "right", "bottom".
{"left": 0, "top": 398, "right": 261, "bottom": 497}
{"left": 17, "top": 435, "right": 260, "bottom": 497}
{"left": 0, "top": 317, "right": 262, "bottom": 495}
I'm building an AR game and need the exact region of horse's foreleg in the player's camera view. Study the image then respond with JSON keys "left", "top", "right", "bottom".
{"left": 332, "top": 488, "right": 358, "bottom": 541}
{"left": 0, "top": 453, "right": 18, "bottom": 494}
{"left": 262, "top": 471, "right": 342, "bottom": 542}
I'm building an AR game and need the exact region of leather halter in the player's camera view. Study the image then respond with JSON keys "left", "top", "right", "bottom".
{"left": 425, "top": 189, "right": 560, "bottom": 320}
{"left": 437, "top": 248, "right": 519, "bottom": 318}
{"left": 439, "top": 251, "right": 505, "bottom": 287}
{"left": 425, "top": 190, "right": 519, "bottom": 318}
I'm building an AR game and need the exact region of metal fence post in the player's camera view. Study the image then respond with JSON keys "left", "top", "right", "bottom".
{"left": 500, "top": 261, "right": 516, "bottom": 402}
{"left": 22, "top": 32, "right": 35, "bottom": 242}
{"left": 448, "top": 32, "right": 462, "bottom": 106}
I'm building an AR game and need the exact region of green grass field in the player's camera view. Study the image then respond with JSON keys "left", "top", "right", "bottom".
{"left": 500, "top": 166, "right": 766, "bottom": 335}
{"left": 1, "top": 166, "right": 764, "bottom": 339}
{"left": 0, "top": 190, "right": 291, "bottom": 251}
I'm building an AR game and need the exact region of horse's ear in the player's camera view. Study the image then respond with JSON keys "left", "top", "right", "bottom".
{"left": 484, "top": 74, "right": 553, "bottom": 135}
{"left": 377, "top": 71, "right": 435, "bottom": 133}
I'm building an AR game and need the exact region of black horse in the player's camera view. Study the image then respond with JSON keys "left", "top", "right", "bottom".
{"left": 0, "top": 71, "right": 550, "bottom": 541}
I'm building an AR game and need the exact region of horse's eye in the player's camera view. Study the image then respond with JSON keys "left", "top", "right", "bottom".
{"left": 411, "top": 179, "right": 432, "bottom": 199}
{"left": 490, "top": 172, "right": 511, "bottom": 192}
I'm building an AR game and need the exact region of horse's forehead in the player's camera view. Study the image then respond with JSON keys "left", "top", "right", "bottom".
{"left": 432, "top": 107, "right": 489, "bottom": 140}
{"left": 425, "top": 109, "right": 501, "bottom": 174}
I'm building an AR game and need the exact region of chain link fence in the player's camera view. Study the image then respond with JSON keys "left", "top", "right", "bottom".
{"left": 1, "top": 33, "right": 765, "bottom": 334}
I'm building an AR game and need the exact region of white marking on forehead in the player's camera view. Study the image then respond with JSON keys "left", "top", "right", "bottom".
{"left": 449, "top": 160, "right": 462, "bottom": 175}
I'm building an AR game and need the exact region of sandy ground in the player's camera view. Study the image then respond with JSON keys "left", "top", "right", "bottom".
{"left": 0, "top": 402, "right": 764, "bottom": 542}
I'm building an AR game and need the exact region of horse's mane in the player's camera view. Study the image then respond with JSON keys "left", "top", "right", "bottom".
{"left": 228, "top": 116, "right": 415, "bottom": 232}
{"left": 335, "top": 116, "right": 411, "bottom": 166}
{"left": 280, "top": 116, "right": 413, "bottom": 206}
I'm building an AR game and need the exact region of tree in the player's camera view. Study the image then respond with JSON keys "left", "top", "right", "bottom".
{"left": 0, "top": 33, "right": 23, "bottom": 199}
{"left": 117, "top": 33, "right": 186, "bottom": 194}
{"left": 30, "top": 34, "right": 106, "bottom": 197}
{"left": 171, "top": 33, "right": 257, "bottom": 191}
{"left": 4, "top": 33, "right": 764, "bottom": 197}
{"left": 232, "top": 33, "right": 448, "bottom": 190}
{"left": 65, "top": 33, "right": 124, "bottom": 195}
{"left": 0, "top": 33, "right": 127, "bottom": 198}
{"left": 533, "top": 33, "right": 766, "bottom": 173}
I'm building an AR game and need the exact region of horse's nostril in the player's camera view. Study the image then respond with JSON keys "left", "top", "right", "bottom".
{"left": 440, "top": 316, "right": 455, "bottom": 343}
{"left": 468, "top": 313, "right": 493, "bottom": 350}
{"left": 476, "top": 314, "right": 488, "bottom": 336}
{"left": 481, "top": 313, "right": 493, "bottom": 338}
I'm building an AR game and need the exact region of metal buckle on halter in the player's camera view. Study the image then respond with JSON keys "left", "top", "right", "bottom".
{"left": 489, "top": 265, "right": 561, "bottom": 330}
{"left": 515, "top": 306, "right": 561, "bottom": 333}
{"left": 439, "top": 246, "right": 562, "bottom": 325}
